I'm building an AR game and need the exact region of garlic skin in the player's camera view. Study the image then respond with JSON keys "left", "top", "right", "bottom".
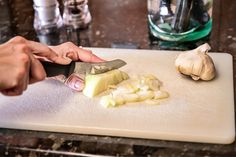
{"left": 175, "top": 43, "right": 216, "bottom": 81}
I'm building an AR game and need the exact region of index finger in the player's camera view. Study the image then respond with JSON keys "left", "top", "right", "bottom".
{"left": 76, "top": 48, "right": 105, "bottom": 63}
{"left": 26, "top": 40, "right": 59, "bottom": 62}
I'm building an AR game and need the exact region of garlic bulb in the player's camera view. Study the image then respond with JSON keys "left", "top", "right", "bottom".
{"left": 175, "top": 43, "right": 216, "bottom": 81}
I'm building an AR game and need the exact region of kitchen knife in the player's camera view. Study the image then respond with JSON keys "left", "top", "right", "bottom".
{"left": 40, "top": 59, "right": 127, "bottom": 79}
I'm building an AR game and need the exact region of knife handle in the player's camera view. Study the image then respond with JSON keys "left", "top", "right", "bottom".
{"left": 40, "top": 61, "right": 76, "bottom": 77}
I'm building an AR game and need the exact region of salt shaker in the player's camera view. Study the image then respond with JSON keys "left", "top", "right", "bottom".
{"left": 33, "top": 0, "right": 63, "bottom": 34}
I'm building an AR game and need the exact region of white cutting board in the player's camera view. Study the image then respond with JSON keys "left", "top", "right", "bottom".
{"left": 0, "top": 48, "right": 234, "bottom": 144}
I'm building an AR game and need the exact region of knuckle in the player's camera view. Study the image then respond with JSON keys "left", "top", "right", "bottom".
{"left": 15, "top": 67, "right": 27, "bottom": 80}
{"left": 10, "top": 80, "right": 19, "bottom": 88}
{"left": 9, "top": 77, "right": 22, "bottom": 90}
{"left": 17, "top": 53, "right": 30, "bottom": 64}
{"left": 65, "top": 42, "right": 74, "bottom": 46}
{"left": 43, "top": 46, "right": 53, "bottom": 53}
{"left": 87, "top": 50, "right": 93, "bottom": 54}
{"left": 37, "top": 72, "right": 46, "bottom": 81}
{"left": 17, "top": 43, "right": 30, "bottom": 52}
{"left": 47, "top": 47, "right": 53, "bottom": 53}
{"left": 10, "top": 36, "right": 27, "bottom": 44}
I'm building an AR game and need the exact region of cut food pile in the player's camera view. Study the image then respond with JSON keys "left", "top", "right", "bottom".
{"left": 100, "top": 74, "right": 169, "bottom": 108}
{"left": 81, "top": 69, "right": 169, "bottom": 108}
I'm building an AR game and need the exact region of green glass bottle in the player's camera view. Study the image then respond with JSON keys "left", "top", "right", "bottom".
{"left": 147, "top": 0, "right": 213, "bottom": 50}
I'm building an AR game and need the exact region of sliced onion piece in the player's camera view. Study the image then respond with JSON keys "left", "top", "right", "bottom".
{"left": 100, "top": 95, "right": 116, "bottom": 108}
{"left": 145, "top": 99, "right": 160, "bottom": 105}
{"left": 148, "top": 79, "right": 161, "bottom": 91}
{"left": 122, "top": 93, "right": 139, "bottom": 103}
{"left": 113, "top": 95, "right": 125, "bottom": 106}
{"left": 154, "top": 90, "right": 169, "bottom": 99}
{"left": 116, "top": 83, "right": 138, "bottom": 94}
{"left": 137, "top": 90, "right": 155, "bottom": 101}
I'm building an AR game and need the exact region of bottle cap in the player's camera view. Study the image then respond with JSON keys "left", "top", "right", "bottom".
{"left": 33, "top": 0, "right": 58, "bottom": 7}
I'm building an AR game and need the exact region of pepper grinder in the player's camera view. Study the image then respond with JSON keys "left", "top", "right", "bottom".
{"left": 33, "top": 0, "right": 63, "bottom": 34}
{"left": 62, "top": 0, "right": 92, "bottom": 29}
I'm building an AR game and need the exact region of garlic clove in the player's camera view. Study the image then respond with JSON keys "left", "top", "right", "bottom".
{"left": 190, "top": 74, "right": 200, "bottom": 81}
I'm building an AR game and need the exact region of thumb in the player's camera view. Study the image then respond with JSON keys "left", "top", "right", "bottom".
{"left": 64, "top": 74, "right": 85, "bottom": 92}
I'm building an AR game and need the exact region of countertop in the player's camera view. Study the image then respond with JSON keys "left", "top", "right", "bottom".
{"left": 0, "top": 0, "right": 236, "bottom": 156}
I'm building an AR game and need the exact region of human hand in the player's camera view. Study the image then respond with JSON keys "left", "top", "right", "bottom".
{"left": 49, "top": 42, "right": 105, "bottom": 91}
{"left": 49, "top": 42, "right": 105, "bottom": 63}
{"left": 0, "top": 36, "right": 70, "bottom": 96}
{"left": 0, "top": 36, "right": 105, "bottom": 95}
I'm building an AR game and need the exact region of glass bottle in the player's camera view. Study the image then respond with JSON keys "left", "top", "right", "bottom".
{"left": 33, "top": 0, "right": 63, "bottom": 35}
{"left": 147, "top": 0, "right": 213, "bottom": 46}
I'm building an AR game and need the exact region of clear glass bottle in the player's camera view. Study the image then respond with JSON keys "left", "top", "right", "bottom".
{"left": 147, "top": 0, "right": 213, "bottom": 43}
{"left": 62, "top": 0, "right": 92, "bottom": 29}
{"left": 33, "top": 0, "right": 63, "bottom": 35}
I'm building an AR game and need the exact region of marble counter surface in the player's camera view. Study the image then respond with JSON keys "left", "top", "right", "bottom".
{"left": 1, "top": 128, "right": 236, "bottom": 157}
{"left": 0, "top": 0, "right": 236, "bottom": 156}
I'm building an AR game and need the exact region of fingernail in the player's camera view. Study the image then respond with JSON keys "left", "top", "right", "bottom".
{"left": 65, "top": 74, "right": 85, "bottom": 91}
{"left": 74, "top": 80, "right": 81, "bottom": 88}
{"left": 74, "top": 80, "right": 84, "bottom": 91}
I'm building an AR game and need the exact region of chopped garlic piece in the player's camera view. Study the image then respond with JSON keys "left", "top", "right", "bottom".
{"left": 137, "top": 90, "right": 154, "bottom": 101}
{"left": 145, "top": 99, "right": 160, "bottom": 105}
{"left": 154, "top": 90, "right": 169, "bottom": 99}
{"left": 83, "top": 69, "right": 129, "bottom": 97}
{"left": 100, "top": 74, "right": 169, "bottom": 107}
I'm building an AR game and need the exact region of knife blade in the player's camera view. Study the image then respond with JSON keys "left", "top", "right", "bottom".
{"left": 40, "top": 59, "right": 126, "bottom": 79}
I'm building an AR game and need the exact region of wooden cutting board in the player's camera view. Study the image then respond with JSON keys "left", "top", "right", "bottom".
{"left": 0, "top": 48, "right": 234, "bottom": 144}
